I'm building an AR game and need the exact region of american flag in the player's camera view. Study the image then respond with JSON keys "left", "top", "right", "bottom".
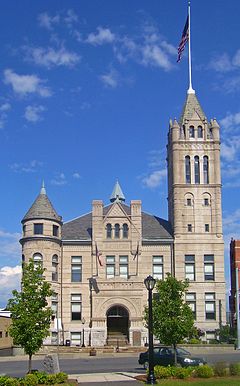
{"left": 96, "top": 243, "right": 103, "bottom": 266}
{"left": 177, "top": 16, "right": 189, "bottom": 62}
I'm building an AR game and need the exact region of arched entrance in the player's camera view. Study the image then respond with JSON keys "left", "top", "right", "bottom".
{"left": 106, "top": 305, "right": 129, "bottom": 346}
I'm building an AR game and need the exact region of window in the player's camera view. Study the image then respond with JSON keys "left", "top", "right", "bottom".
{"left": 53, "top": 225, "right": 59, "bottom": 237}
{"left": 34, "top": 223, "right": 43, "bottom": 235}
{"left": 71, "top": 256, "right": 82, "bottom": 282}
{"left": 198, "top": 126, "right": 203, "bottom": 138}
{"left": 203, "top": 156, "right": 209, "bottom": 184}
{"left": 185, "top": 255, "right": 195, "bottom": 281}
{"left": 187, "top": 224, "right": 192, "bottom": 232}
{"left": 71, "top": 294, "right": 82, "bottom": 320}
{"left": 185, "top": 156, "right": 191, "bottom": 184}
{"left": 71, "top": 332, "right": 81, "bottom": 346}
{"left": 51, "top": 293, "right": 58, "bottom": 319}
{"left": 204, "top": 255, "right": 214, "bottom": 281}
{"left": 106, "top": 256, "right": 115, "bottom": 278}
{"left": 123, "top": 224, "right": 129, "bottom": 239}
{"left": 187, "top": 198, "right": 192, "bottom": 206}
{"left": 22, "top": 254, "right": 25, "bottom": 268}
{"left": 106, "top": 224, "right": 112, "bottom": 239}
{"left": 52, "top": 255, "right": 58, "bottom": 281}
{"left": 186, "top": 293, "right": 196, "bottom": 319}
{"left": 33, "top": 253, "right": 43, "bottom": 268}
{"left": 189, "top": 126, "right": 195, "bottom": 138}
{"left": 153, "top": 256, "right": 163, "bottom": 280}
{"left": 194, "top": 156, "right": 200, "bottom": 184}
{"left": 0, "top": 332, "right": 2, "bottom": 338}
{"left": 51, "top": 332, "right": 58, "bottom": 345}
{"left": 5, "top": 331, "right": 8, "bottom": 338}
{"left": 114, "top": 224, "right": 120, "bottom": 239}
{"left": 119, "top": 256, "right": 128, "bottom": 279}
{"left": 205, "top": 224, "right": 210, "bottom": 232}
{"left": 205, "top": 293, "right": 216, "bottom": 320}
{"left": 23, "top": 225, "right": 26, "bottom": 236}
{"left": 204, "top": 198, "right": 209, "bottom": 206}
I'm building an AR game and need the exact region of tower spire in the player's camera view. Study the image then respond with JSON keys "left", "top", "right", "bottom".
{"left": 40, "top": 180, "right": 46, "bottom": 195}
{"left": 187, "top": 0, "right": 195, "bottom": 94}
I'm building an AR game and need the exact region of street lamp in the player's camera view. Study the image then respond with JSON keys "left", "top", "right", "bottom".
{"left": 236, "top": 268, "right": 240, "bottom": 350}
{"left": 82, "top": 317, "right": 85, "bottom": 348}
{"left": 144, "top": 275, "right": 156, "bottom": 385}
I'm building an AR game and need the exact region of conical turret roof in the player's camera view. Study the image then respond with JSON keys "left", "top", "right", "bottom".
{"left": 110, "top": 180, "right": 125, "bottom": 203}
{"left": 179, "top": 92, "right": 206, "bottom": 125}
{"left": 22, "top": 183, "right": 62, "bottom": 223}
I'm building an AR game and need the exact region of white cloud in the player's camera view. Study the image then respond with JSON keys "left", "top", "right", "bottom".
{"left": 86, "top": 27, "right": 115, "bottom": 45}
{"left": 0, "top": 102, "right": 11, "bottom": 129}
{"left": 141, "top": 44, "right": 172, "bottom": 71}
{"left": 10, "top": 160, "right": 43, "bottom": 173}
{"left": 4, "top": 69, "right": 51, "bottom": 97}
{"left": 64, "top": 9, "right": 78, "bottom": 26}
{"left": 73, "top": 172, "right": 81, "bottom": 179}
{"left": 24, "top": 105, "right": 46, "bottom": 123}
{"left": 142, "top": 169, "right": 167, "bottom": 188}
{"left": 0, "top": 102, "right": 11, "bottom": 112}
{"left": 209, "top": 53, "right": 233, "bottom": 72}
{"left": 38, "top": 12, "right": 60, "bottom": 30}
{"left": 0, "top": 230, "right": 21, "bottom": 260}
{"left": 220, "top": 111, "right": 240, "bottom": 131}
{"left": 24, "top": 46, "right": 80, "bottom": 68}
{"left": 100, "top": 69, "right": 119, "bottom": 88}
{"left": 0, "top": 265, "right": 21, "bottom": 308}
{"left": 51, "top": 172, "right": 67, "bottom": 186}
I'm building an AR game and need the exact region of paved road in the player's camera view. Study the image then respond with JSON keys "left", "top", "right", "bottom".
{"left": 1, "top": 351, "right": 240, "bottom": 378}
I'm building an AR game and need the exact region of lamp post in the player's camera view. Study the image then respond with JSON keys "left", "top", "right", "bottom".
{"left": 144, "top": 275, "right": 156, "bottom": 385}
{"left": 236, "top": 268, "right": 240, "bottom": 350}
{"left": 82, "top": 317, "right": 85, "bottom": 348}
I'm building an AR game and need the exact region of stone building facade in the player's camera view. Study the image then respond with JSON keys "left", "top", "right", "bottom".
{"left": 20, "top": 90, "right": 226, "bottom": 346}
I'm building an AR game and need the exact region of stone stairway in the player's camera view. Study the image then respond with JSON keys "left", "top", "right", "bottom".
{"left": 106, "top": 331, "right": 129, "bottom": 346}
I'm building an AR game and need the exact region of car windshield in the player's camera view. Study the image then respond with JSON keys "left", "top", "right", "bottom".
{"left": 176, "top": 348, "right": 191, "bottom": 356}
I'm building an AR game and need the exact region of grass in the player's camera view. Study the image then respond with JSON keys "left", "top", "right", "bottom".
{"left": 151, "top": 378, "right": 240, "bottom": 385}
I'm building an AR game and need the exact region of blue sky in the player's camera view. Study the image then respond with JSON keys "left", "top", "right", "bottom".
{"left": 0, "top": 0, "right": 239, "bottom": 307}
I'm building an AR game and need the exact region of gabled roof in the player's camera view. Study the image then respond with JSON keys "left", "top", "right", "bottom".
{"left": 22, "top": 186, "right": 62, "bottom": 223}
{"left": 62, "top": 203, "right": 173, "bottom": 241}
{"left": 179, "top": 92, "right": 206, "bottom": 125}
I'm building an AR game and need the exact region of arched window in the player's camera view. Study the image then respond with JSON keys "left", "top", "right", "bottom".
{"left": 198, "top": 126, "right": 203, "bottom": 138}
{"left": 203, "top": 156, "right": 209, "bottom": 184}
{"left": 106, "top": 224, "right": 112, "bottom": 239}
{"left": 194, "top": 156, "right": 200, "bottom": 184}
{"left": 52, "top": 255, "right": 58, "bottom": 282}
{"left": 189, "top": 126, "right": 195, "bottom": 138}
{"left": 123, "top": 223, "right": 129, "bottom": 239}
{"left": 114, "top": 224, "right": 120, "bottom": 239}
{"left": 33, "top": 253, "right": 43, "bottom": 268}
{"left": 185, "top": 156, "right": 191, "bottom": 184}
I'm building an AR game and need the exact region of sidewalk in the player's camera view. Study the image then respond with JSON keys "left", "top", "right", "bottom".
{"left": 69, "top": 372, "right": 141, "bottom": 384}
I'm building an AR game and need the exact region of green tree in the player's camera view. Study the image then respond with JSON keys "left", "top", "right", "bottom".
{"left": 7, "top": 259, "right": 53, "bottom": 373}
{"left": 149, "top": 273, "right": 194, "bottom": 365}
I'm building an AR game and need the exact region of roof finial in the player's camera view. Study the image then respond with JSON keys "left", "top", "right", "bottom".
{"left": 110, "top": 180, "right": 125, "bottom": 203}
{"left": 40, "top": 180, "right": 46, "bottom": 195}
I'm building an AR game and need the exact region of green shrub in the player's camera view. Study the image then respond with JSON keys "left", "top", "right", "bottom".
{"left": 154, "top": 366, "right": 171, "bottom": 379}
{"left": 0, "top": 376, "right": 10, "bottom": 386}
{"left": 173, "top": 367, "right": 191, "bottom": 379}
{"left": 194, "top": 365, "right": 214, "bottom": 378}
{"left": 189, "top": 338, "right": 200, "bottom": 344}
{"left": 229, "top": 362, "right": 240, "bottom": 376}
{"left": 4, "top": 379, "right": 19, "bottom": 386}
{"left": 55, "top": 373, "right": 68, "bottom": 384}
{"left": 45, "top": 374, "right": 58, "bottom": 385}
{"left": 23, "top": 374, "right": 38, "bottom": 386}
{"left": 213, "top": 361, "right": 229, "bottom": 377}
{"left": 33, "top": 372, "right": 48, "bottom": 385}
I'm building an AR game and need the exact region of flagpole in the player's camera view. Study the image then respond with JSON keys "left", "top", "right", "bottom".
{"left": 187, "top": 0, "right": 195, "bottom": 94}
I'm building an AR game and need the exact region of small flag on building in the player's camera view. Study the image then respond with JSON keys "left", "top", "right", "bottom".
{"left": 96, "top": 243, "right": 103, "bottom": 266}
{"left": 177, "top": 16, "right": 189, "bottom": 62}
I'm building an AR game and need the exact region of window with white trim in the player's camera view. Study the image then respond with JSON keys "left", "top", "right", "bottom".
{"left": 152, "top": 256, "right": 163, "bottom": 280}
{"left": 52, "top": 255, "right": 58, "bottom": 281}
{"left": 33, "top": 253, "right": 43, "bottom": 268}
{"left": 71, "top": 256, "right": 82, "bottom": 282}
{"left": 205, "top": 293, "right": 216, "bottom": 320}
{"left": 185, "top": 255, "right": 195, "bottom": 281}
{"left": 71, "top": 294, "right": 82, "bottom": 321}
{"left": 204, "top": 255, "right": 214, "bottom": 281}
{"left": 106, "top": 256, "right": 115, "bottom": 278}
{"left": 186, "top": 292, "right": 196, "bottom": 319}
{"left": 119, "top": 256, "right": 128, "bottom": 279}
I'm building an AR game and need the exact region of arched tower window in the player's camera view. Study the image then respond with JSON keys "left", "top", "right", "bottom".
{"left": 198, "top": 126, "right": 203, "bottom": 138}
{"left": 52, "top": 255, "right": 58, "bottom": 282}
{"left": 189, "top": 126, "right": 195, "bottom": 138}
{"left": 33, "top": 253, "right": 43, "bottom": 268}
{"left": 114, "top": 224, "right": 120, "bottom": 239}
{"left": 203, "top": 156, "right": 209, "bottom": 184}
{"left": 194, "top": 156, "right": 200, "bottom": 184}
{"left": 185, "top": 156, "right": 191, "bottom": 184}
{"left": 123, "top": 223, "right": 129, "bottom": 239}
{"left": 106, "top": 224, "right": 112, "bottom": 239}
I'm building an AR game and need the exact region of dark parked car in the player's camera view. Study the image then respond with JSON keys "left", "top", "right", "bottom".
{"left": 138, "top": 346, "right": 206, "bottom": 369}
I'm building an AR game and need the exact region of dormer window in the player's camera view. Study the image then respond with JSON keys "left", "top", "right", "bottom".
{"left": 189, "top": 126, "right": 195, "bottom": 138}
{"left": 106, "top": 224, "right": 112, "bottom": 239}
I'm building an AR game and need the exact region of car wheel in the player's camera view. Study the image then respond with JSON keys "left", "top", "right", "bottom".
{"left": 143, "top": 361, "right": 149, "bottom": 370}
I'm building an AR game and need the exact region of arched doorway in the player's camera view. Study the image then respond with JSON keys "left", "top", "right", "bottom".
{"left": 106, "top": 305, "right": 129, "bottom": 346}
